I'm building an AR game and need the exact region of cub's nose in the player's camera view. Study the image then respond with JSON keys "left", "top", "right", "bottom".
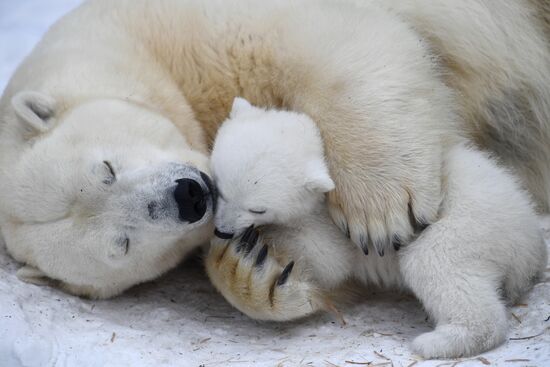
{"left": 214, "top": 228, "right": 234, "bottom": 239}
{"left": 174, "top": 178, "right": 206, "bottom": 223}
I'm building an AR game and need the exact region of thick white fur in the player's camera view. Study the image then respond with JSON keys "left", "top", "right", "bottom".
{"left": 211, "top": 98, "right": 335, "bottom": 237}
{"left": 207, "top": 101, "right": 547, "bottom": 358}
{"left": 0, "top": 96, "right": 213, "bottom": 298}
{"left": 0, "top": 1, "right": 548, "bottom": 298}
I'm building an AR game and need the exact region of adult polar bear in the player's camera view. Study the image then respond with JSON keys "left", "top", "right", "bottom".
{"left": 0, "top": 0, "right": 548, "bottom": 330}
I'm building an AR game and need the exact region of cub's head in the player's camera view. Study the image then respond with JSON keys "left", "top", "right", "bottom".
{"left": 0, "top": 91, "right": 216, "bottom": 298}
{"left": 210, "top": 98, "right": 334, "bottom": 239}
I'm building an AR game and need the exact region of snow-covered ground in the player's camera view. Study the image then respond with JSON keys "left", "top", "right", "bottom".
{"left": 0, "top": 1, "right": 549, "bottom": 366}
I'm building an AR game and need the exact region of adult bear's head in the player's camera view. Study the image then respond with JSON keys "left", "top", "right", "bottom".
{"left": 0, "top": 91, "right": 215, "bottom": 298}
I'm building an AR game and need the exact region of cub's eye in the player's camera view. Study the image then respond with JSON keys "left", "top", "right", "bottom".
{"left": 102, "top": 160, "right": 116, "bottom": 185}
{"left": 249, "top": 209, "right": 267, "bottom": 215}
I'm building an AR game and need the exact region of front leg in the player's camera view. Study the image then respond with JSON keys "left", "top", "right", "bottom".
{"left": 205, "top": 227, "right": 324, "bottom": 321}
{"left": 292, "top": 89, "right": 449, "bottom": 256}
{"left": 324, "top": 128, "right": 443, "bottom": 256}
{"left": 292, "top": 57, "right": 457, "bottom": 255}
{"left": 274, "top": 10, "right": 456, "bottom": 255}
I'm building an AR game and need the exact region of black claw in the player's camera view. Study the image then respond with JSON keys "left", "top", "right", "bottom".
{"left": 255, "top": 244, "right": 268, "bottom": 267}
{"left": 244, "top": 233, "right": 259, "bottom": 254}
{"left": 408, "top": 201, "right": 430, "bottom": 234}
{"left": 236, "top": 226, "right": 256, "bottom": 253}
{"left": 240, "top": 225, "right": 255, "bottom": 242}
{"left": 374, "top": 239, "right": 386, "bottom": 257}
{"left": 243, "top": 227, "right": 259, "bottom": 255}
{"left": 392, "top": 236, "right": 403, "bottom": 251}
{"left": 359, "top": 235, "right": 369, "bottom": 255}
{"left": 277, "top": 261, "right": 295, "bottom": 286}
{"left": 416, "top": 220, "right": 430, "bottom": 232}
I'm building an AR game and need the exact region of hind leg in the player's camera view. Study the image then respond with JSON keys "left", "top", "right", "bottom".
{"left": 399, "top": 229, "right": 508, "bottom": 358}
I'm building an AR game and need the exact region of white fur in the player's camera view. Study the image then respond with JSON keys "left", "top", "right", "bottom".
{"left": 1, "top": 0, "right": 549, "bottom": 302}
{"left": 211, "top": 98, "right": 334, "bottom": 237}
{"left": 0, "top": 94, "right": 214, "bottom": 298}
{"left": 207, "top": 101, "right": 547, "bottom": 358}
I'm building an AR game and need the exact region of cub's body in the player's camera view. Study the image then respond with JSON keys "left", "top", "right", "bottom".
{"left": 207, "top": 100, "right": 547, "bottom": 358}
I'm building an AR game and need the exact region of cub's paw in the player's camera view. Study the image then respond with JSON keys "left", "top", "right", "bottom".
{"left": 328, "top": 175, "right": 439, "bottom": 256}
{"left": 411, "top": 324, "right": 505, "bottom": 359}
{"left": 205, "top": 227, "right": 323, "bottom": 321}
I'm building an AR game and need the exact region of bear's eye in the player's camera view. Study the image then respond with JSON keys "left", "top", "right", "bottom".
{"left": 249, "top": 208, "right": 267, "bottom": 215}
{"left": 102, "top": 160, "right": 116, "bottom": 185}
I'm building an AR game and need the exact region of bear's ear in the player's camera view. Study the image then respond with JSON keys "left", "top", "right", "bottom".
{"left": 11, "top": 91, "right": 57, "bottom": 135}
{"left": 230, "top": 97, "right": 254, "bottom": 118}
{"left": 305, "top": 158, "right": 335, "bottom": 193}
{"left": 16, "top": 265, "right": 52, "bottom": 286}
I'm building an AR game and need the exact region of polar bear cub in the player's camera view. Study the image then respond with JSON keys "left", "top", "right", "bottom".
{"left": 209, "top": 98, "right": 547, "bottom": 358}
{"left": 211, "top": 98, "right": 334, "bottom": 239}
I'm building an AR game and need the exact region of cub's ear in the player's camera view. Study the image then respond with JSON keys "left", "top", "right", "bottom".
{"left": 11, "top": 91, "right": 56, "bottom": 135}
{"left": 305, "top": 158, "right": 335, "bottom": 193}
{"left": 16, "top": 265, "right": 52, "bottom": 286}
{"left": 230, "top": 97, "right": 254, "bottom": 118}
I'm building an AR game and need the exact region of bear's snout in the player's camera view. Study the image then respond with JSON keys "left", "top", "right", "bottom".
{"left": 174, "top": 171, "right": 215, "bottom": 223}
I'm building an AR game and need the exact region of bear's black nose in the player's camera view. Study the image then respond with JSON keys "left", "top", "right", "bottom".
{"left": 174, "top": 178, "right": 207, "bottom": 223}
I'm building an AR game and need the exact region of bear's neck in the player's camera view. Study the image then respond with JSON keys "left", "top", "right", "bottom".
{"left": 125, "top": 5, "right": 299, "bottom": 149}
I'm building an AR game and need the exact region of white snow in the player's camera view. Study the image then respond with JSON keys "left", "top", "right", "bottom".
{"left": 0, "top": 2, "right": 549, "bottom": 366}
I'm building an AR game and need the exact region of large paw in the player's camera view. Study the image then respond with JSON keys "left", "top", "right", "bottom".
{"left": 327, "top": 172, "right": 440, "bottom": 256}
{"left": 205, "top": 227, "right": 323, "bottom": 321}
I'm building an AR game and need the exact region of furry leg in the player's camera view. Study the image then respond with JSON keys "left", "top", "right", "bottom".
{"left": 399, "top": 228, "right": 508, "bottom": 358}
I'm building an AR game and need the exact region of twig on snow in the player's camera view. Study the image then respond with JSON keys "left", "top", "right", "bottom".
{"left": 477, "top": 357, "right": 491, "bottom": 365}
{"left": 373, "top": 351, "right": 390, "bottom": 361}
{"left": 345, "top": 360, "right": 372, "bottom": 365}
{"left": 509, "top": 327, "right": 549, "bottom": 340}
{"left": 504, "top": 359, "right": 531, "bottom": 363}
